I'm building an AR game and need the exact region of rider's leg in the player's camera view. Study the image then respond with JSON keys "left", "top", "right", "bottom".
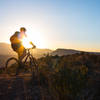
{"left": 17, "top": 45, "right": 26, "bottom": 61}
{"left": 19, "top": 49, "right": 26, "bottom": 61}
{"left": 17, "top": 47, "right": 26, "bottom": 68}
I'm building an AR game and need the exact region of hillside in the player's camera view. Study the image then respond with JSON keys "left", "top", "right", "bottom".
{"left": 1, "top": 53, "right": 100, "bottom": 100}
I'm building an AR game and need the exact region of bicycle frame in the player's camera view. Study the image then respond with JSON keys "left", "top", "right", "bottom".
{"left": 23, "top": 48, "right": 33, "bottom": 64}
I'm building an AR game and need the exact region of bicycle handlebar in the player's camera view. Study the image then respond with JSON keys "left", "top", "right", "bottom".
{"left": 32, "top": 45, "right": 36, "bottom": 49}
{"left": 30, "top": 42, "right": 36, "bottom": 49}
{"left": 26, "top": 45, "right": 36, "bottom": 51}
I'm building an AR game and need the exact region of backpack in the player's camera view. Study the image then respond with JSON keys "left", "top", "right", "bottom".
{"left": 10, "top": 31, "right": 21, "bottom": 51}
{"left": 10, "top": 31, "right": 20, "bottom": 44}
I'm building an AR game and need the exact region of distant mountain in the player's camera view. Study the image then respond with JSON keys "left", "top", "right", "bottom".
{"left": 0, "top": 43, "right": 16, "bottom": 55}
{"left": 51, "top": 48, "right": 80, "bottom": 56}
{"left": 51, "top": 48, "right": 100, "bottom": 56}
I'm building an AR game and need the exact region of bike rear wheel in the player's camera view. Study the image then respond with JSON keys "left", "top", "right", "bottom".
{"left": 5, "top": 57, "right": 19, "bottom": 76}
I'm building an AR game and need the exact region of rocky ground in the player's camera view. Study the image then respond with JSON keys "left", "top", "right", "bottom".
{"left": 0, "top": 73, "right": 55, "bottom": 100}
{"left": 0, "top": 74, "right": 31, "bottom": 100}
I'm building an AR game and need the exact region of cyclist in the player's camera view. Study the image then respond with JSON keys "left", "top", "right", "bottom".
{"left": 10, "top": 27, "right": 36, "bottom": 61}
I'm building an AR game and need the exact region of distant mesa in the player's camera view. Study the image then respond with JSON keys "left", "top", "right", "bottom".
{"left": 51, "top": 48, "right": 80, "bottom": 56}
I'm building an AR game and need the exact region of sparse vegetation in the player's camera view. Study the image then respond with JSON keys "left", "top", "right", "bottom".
{"left": 0, "top": 53, "right": 100, "bottom": 100}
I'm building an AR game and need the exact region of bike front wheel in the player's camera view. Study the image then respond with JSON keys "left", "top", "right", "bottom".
{"left": 5, "top": 57, "right": 19, "bottom": 76}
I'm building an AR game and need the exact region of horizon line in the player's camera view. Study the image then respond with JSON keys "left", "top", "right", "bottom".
{"left": 0, "top": 42, "right": 100, "bottom": 53}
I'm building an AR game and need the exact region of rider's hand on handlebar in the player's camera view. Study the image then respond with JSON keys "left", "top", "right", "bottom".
{"left": 33, "top": 45, "right": 36, "bottom": 49}
{"left": 30, "top": 41, "right": 36, "bottom": 49}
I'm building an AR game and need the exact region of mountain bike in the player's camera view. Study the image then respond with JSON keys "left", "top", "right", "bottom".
{"left": 5, "top": 46, "right": 38, "bottom": 76}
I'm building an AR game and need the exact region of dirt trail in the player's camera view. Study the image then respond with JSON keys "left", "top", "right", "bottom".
{"left": 0, "top": 75, "right": 26, "bottom": 99}
{"left": 0, "top": 74, "right": 41, "bottom": 100}
{"left": 0, "top": 74, "right": 54, "bottom": 100}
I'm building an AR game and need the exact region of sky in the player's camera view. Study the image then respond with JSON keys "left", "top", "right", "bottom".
{"left": 0, "top": 0, "right": 100, "bottom": 51}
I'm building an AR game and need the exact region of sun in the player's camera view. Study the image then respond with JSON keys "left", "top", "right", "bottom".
{"left": 22, "top": 37, "right": 33, "bottom": 48}
{"left": 27, "top": 31, "right": 46, "bottom": 49}
{"left": 22, "top": 30, "right": 46, "bottom": 49}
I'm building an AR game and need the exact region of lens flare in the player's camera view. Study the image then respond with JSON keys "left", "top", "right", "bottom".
{"left": 22, "top": 37, "right": 32, "bottom": 48}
